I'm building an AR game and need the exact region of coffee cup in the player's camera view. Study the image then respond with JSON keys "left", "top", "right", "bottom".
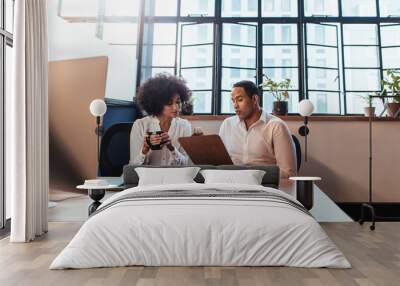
{"left": 146, "top": 131, "right": 163, "bottom": 150}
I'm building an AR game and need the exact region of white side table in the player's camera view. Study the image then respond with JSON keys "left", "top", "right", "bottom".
{"left": 289, "top": 177, "right": 321, "bottom": 210}
{"left": 77, "top": 182, "right": 119, "bottom": 215}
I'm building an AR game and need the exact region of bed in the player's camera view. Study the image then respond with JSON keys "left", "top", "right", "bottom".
{"left": 49, "top": 165, "right": 350, "bottom": 269}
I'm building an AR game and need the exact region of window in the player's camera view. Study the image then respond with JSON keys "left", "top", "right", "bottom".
{"left": 136, "top": 0, "right": 400, "bottom": 115}
{"left": 263, "top": 23, "right": 299, "bottom": 113}
{"left": 221, "top": 23, "right": 257, "bottom": 113}
{"left": 343, "top": 24, "right": 380, "bottom": 114}
{"left": 1, "top": 0, "right": 14, "bottom": 229}
{"left": 306, "top": 23, "right": 340, "bottom": 114}
{"left": 342, "top": 0, "right": 376, "bottom": 17}
{"left": 181, "top": 0, "right": 215, "bottom": 16}
{"left": 262, "top": 0, "right": 297, "bottom": 17}
{"left": 304, "top": 0, "right": 338, "bottom": 17}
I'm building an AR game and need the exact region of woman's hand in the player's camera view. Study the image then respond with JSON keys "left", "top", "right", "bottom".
{"left": 142, "top": 134, "right": 150, "bottom": 155}
{"left": 160, "top": 132, "right": 174, "bottom": 152}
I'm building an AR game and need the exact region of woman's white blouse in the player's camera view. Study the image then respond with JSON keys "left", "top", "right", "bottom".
{"left": 129, "top": 116, "right": 192, "bottom": 166}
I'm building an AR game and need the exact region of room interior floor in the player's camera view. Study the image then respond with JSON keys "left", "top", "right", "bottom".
{"left": 1, "top": 221, "right": 398, "bottom": 286}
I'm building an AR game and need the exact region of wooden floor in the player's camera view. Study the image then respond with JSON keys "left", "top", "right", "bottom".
{"left": 0, "top": 222, "right": 399, "bottom": 286}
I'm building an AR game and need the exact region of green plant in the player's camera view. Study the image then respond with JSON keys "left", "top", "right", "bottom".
{"left": 380, "top": 69, "right": 400, "bottom": 103}
{"left": 259, "top": 76, "right": 292, "bottom": 102}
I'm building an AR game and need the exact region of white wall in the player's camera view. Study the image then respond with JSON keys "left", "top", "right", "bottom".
{"left": 47, "top": 0, "right": 137, "bottom": 101}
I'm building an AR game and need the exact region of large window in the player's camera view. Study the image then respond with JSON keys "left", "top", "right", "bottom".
{"left": 136, "top": 0, "right": 400, "bottom": 115}
{"left": 1, "top": 0, "right": 14, "bottom": 229}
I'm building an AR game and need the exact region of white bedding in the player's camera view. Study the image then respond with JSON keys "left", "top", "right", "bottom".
{"left": 50, "top": 183, "right": 351, "bottom": 269}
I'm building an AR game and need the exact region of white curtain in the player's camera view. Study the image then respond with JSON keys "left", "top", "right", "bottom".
{"left": 8, "top": 0, "right": 49, "bottom": 242}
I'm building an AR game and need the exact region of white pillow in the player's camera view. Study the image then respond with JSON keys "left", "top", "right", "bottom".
{"left": 135, "top": 167, "right": 201, "bottom": 186}
{"left": 200, "top": 169, "right": 266, "bottom": 185}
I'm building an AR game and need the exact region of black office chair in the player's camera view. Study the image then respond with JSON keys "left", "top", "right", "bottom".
{"left": 99, "top": 122, "right": 133, "bottom": 176}
{"left": 291, "top": 134, "right": 302, "bottom": 172}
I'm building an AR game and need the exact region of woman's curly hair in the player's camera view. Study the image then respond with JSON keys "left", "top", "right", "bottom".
{"left": 137, "top": 73, "right": 191, "bottom": 116}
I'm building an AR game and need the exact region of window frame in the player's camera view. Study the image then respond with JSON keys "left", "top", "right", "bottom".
{"left": 135, "top": 0, "right": 400, "bottom": 116}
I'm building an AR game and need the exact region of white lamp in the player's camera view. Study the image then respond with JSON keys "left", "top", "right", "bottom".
{"left": 89, "top": 99, "right": 107, "bottom": 163}
{"left": 298, "top": 99, "right": 315, "bottom": 162}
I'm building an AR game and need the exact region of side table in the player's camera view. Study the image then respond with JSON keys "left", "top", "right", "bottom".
{"left": 289, "top": 176, "right": 322, "bottom": 210}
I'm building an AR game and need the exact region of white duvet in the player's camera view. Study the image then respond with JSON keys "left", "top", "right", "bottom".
{"left": 50, "top": 183, "right": 351, "bottom": 269}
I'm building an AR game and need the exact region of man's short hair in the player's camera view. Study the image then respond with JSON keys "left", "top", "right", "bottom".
{"left": 233, "top": 80, "right": 260, "bottom": 98}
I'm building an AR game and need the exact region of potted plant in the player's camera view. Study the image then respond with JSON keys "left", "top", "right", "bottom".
{"left": 181, "top": 96, "right": 195, "bottom": 115}
{"left": 358, "top": 93, "right": 376, "bottom": 117}
{"left": 381, "top": 69, "right": 400, "bottom": 118}
{"left": 259, "top": 77, "right": 291, "bottom": 115}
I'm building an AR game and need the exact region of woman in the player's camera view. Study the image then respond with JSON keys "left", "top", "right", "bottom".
{"left": 129, "top": 74, "right": 192, "bottom": 166}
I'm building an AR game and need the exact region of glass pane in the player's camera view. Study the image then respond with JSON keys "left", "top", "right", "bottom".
{"left": 307, "top": 46, "right": 338, "bottom": 68}
{"left": 308, "top": 92, "right": 340, "bottom": 114}
{"left": 181, "top": 0, "right": 215, "bottom": 16}
{"left": 308, "top": 68, "right": 339, "bottom": 91}
{"left": 153, "top": 24, "right": 177, "bottom": 45}
{"left": 151, "top": 67, "right": 175, "bottom": 76}
{"left": 181, "top": 45, "right": 213, "bottom": 67}
{"left": 181, "top": 23, "right": 213, "bottom": 45}
{"left": 263, "top": 91, "right": 299, "bottom": 113}
{"left": 304, "top": 0, "right": 338, "bottom": 17}
{"left": 346, "top": 92, "right": 384, "bottom": 114}
{"left": 345, "top": 69, "right": 380, "bottom": 91}
{"left": 380, "top": 24, "right": 400, "bottom": 47}
{"left": 343, "top": 24, "right": 378, "bottom": 45}
{"left": 192, "top": 91, "right": 212, "bottom": 113}
{"left": 222, "top": 0, "right": 258, "bottom": 17}
{"left": 222, "top": 46, "right": 256, "bottom": 68}
{"left": 221, "top": 91, "right": 236, "bottom": 114}
{"left": 382, "top": 47, "right": 400, "bottom": 69}
{"left": 6, "top": 0, "right": 14, "bottom": 32}
{"left": 379, "top": 0, "right": 400, "bottom": 17}
{"left": 152, "top": 45, "right": 176, "bottom": 66}
{"left": 263, "top": 46, "right": 298, "bottom": 66}
{"left": 306, "top": 23, "right": 337, "bottom": 46}
{"left": 263, "top": 68, "right": 299, "bottom": 89}
{"left": 263, "top": 24, "right": 297, "bottom": 44}
{"left": 344, "top": 47, "right": 379, "bottom": 68}
{"left": 342, "top": 0, "right": 376, "bottom": 17}
{"left": 221, "top": 68, "right": 256, "bottom": 90}
{"left": 145, "top": 0, "right": 178, "bottom": 16}
{"left": 223, "top": 23, "right": 257, "bottom": 46}
{"left": 104, "top": 0, "right": 141, "bottom": 16}
{"left": 180, "top": 67, "right": 213, "bottom": 90}
{"left": 262, "top": 0, "right": 298, "bottom": 17}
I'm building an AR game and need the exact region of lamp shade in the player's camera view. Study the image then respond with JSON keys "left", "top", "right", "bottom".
{"left": 298, "top": 99, "right": 314, "bottom": 117}
{"left": 89, "top": 99, "right": 107, "bottom": 117}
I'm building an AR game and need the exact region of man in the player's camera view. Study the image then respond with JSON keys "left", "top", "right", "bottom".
{"left": 219, "top": 80, "right": 297, "bottom": 178}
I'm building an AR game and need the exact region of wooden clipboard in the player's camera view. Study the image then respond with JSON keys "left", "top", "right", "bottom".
{"left": 178, "top": 135, "right": 233, "bottom": 165}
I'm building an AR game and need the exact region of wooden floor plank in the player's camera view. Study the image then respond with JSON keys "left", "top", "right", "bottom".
{"left": 1, "top": 222, "right": 400, "bottom": 286}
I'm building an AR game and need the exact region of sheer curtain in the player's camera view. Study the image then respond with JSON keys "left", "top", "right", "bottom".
{"left": 7, "top": 0, "right": 49, "bottom": 242}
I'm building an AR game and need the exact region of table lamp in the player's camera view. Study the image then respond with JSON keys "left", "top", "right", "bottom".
{"left": 298, "top": 99, "right": 315, "bottom": 162}
{"left": 89, "top": 99, "right": 107, "bottom": 163}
